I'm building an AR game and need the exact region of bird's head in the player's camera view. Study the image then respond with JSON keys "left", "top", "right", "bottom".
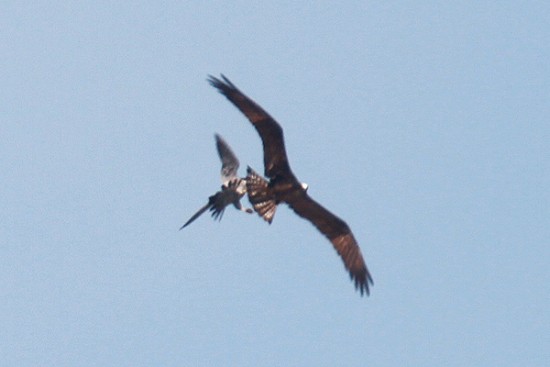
{"left": 301, "top": 182, "right": 309, "bottom": 191}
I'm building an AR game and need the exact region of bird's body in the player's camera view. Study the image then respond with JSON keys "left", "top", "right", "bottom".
{"left": 180, "top": 134, "right": 253, "bottom": 230}
{"left": 208, "top": 75, "right": 373, "bottom": 296}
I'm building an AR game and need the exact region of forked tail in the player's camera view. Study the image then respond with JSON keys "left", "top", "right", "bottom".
{"left": 179, "top": 192, "right": 226, "bottom": 230}
{"left": 180, "top": 201, "right": 210, "bottom": 230}
{"left": 246, "top": 166, "right": 277, "bottom": 224}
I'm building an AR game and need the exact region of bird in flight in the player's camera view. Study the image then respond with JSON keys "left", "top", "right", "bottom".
{"left": 180, "top": 134, "right": 253, "bottom": 230}
{"left": 208, "top": 75, "right": 373, "bottom": 296}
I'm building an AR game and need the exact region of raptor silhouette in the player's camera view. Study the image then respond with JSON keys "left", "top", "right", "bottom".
{"left": 180, "top": 134, "right": 253, "bottom": 230}
{"left": 208, "top": 75, "right": 373, "bottom": 296}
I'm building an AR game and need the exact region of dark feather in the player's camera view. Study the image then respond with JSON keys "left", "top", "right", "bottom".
{"left": 180, "top": 201, "right": 211, "bottom": 230}
{"left": 208, "top": 75, "right": 292, "bottom": 179}
{"left": 179, "top": 191, "right": 227, "bottom": 230}
{"left": 288, "top": 193, "right": 373, "bottom": 295}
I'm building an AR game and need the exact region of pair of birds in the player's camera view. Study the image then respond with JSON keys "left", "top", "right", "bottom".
{"left": 181, "top": 75, "right": 373, "bottom": 296}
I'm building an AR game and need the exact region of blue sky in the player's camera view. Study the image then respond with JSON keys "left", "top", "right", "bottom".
{"left": 1, "top": 2, "right": 548, "bottom": 366}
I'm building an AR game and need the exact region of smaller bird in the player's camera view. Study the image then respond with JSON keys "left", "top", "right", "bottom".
{"left": 180, "top": 134, "right": 253, "bottom": 230}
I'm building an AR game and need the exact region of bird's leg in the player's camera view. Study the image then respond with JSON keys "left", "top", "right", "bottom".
{"left": 233, "top": 200, "right": 254, "bottom": 214}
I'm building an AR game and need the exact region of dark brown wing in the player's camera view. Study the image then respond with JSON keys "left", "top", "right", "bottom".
{"left": 208, "top": 75, "right": 292, "bottom": 179}
{"left": 288, "top": 192, "right": 373, "bottom": 296}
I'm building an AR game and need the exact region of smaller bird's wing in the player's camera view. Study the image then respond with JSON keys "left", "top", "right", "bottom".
{"left": 208, "top": 75, "right": 292, "bottom": 180}
{"left": 288, "top": 193, "right": 373, "bottom": 295}
{"left": 215, "top": 134, "right": 239, "bottom": 183}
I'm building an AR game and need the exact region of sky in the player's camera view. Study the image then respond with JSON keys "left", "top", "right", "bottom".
{"left": 1, "top": 1, "right": 549, "bottom": 366}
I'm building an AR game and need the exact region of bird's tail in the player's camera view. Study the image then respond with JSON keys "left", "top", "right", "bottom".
{"left": 246, "top": 167, "right": 277, "bottom": 224}
{"left": 179, "top": 201, "right": 211, "bottom": 230}
{"left": 179, "top": 192, "right": 226, "bottom": 230}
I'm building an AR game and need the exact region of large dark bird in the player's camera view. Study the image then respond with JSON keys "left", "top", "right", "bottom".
{"left": 180, "top": 134, "right": 253, "bottom": 230}
{"left": 208, "top": 75, "right": 373, "bottom": 296}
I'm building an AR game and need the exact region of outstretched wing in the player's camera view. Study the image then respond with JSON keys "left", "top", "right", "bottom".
{"left": 215, "top": 134, "right": 239, "bottom": 183}
{"left": 288, "top": 193, "right": 373, "bottom": 296}
{"left": 208, "top": 75, "right": 292, "bottom": 179}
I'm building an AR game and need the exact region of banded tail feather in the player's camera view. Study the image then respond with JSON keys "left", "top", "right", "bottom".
{"left": 246, "top": 166, "right": 277, "bottom": 224}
